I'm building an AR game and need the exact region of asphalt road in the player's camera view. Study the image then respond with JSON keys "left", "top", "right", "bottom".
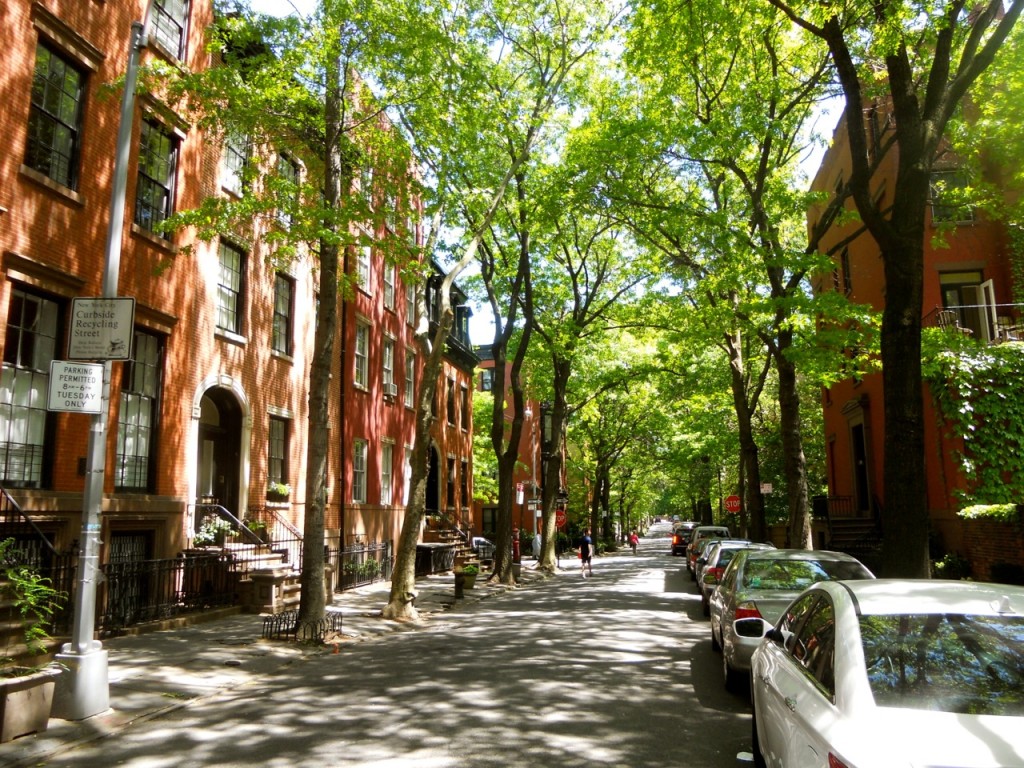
{"left": 43, "top": 532, "right": 756, "bottom": 768}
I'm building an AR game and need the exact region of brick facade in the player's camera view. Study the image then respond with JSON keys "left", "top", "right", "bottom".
{"left": 0, "top": 1, "right": 474, "bottom": 574}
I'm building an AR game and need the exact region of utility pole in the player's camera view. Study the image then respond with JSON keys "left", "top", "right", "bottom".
{"left": 52, "top": 20, "right": 147, "bottom": 721}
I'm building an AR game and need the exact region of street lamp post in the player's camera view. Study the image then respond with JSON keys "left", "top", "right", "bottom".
{"left": 52, "top": 20, "right": 148, "bottom": 722}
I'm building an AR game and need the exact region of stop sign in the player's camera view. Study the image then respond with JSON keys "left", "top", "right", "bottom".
{"left": 724, "top": 495, "right": 741, "bottom": 514}
{"left": 555, "top": 508, "right": 567, "bottom": 529}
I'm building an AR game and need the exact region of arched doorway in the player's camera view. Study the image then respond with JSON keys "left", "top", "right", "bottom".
{"left": 196, "top": 388, "right": 244, "bottom": 518}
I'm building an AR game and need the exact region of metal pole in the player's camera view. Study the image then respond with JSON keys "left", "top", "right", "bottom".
{"left": 53, "top": 20, "right": 147, "bottom": 722}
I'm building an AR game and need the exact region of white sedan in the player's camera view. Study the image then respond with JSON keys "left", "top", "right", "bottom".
{"left": 750, "top": 579, "right": 1024, "bottom": 768}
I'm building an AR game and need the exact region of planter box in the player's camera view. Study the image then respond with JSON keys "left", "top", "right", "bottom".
{"left": 0, "top": 667, "right": 60, "bottom": 742}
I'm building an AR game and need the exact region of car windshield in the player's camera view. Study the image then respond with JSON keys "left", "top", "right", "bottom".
{"left": 741, "top": 558, "right": 869, "bottom": 590}
{"left": 860, "top": 613, "right": 1024, "bottom": 715}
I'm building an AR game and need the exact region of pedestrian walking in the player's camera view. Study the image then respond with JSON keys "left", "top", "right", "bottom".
{"left": 629, "top": 530, "right": 639, "bottom": 555}
{"left": 579, "top": 528, "right": 594, "bottom": 577}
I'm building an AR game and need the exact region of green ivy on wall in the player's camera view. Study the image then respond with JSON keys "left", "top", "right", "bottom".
{"left": 1011, "top": 225, "right": 1024, "bottom": 305}
{"left": 922, "top": 329, "right": 1024, "bottom": 505}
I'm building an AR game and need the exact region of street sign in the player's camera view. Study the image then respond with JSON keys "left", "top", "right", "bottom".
{"left": 556, "top": 508, "right": 567, "bottom": 529}
{"left": 724, "top": 494, "right": 742, "bottom": 514}
{"left": 68, "top": 297, "right": 135, "bottom": 360}
{"left": 47, "top": 361, "right": 104, "bottom": 414}
{"left": 760, "top": 483, "right": 773, "bottom": 494}
{"left": 516, "top": 482, "right": 524, "bottom": 504}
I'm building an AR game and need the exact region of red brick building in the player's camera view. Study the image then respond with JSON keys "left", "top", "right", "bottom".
{"left": 810, "top": 101, "right": 1020, "bottom": 562}
{"left": 0, "top": 0, "right": 473, "bottom": 625}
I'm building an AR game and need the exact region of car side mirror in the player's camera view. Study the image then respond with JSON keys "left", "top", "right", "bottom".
{"left": 766, "top": 626, "right": 786, "bottom": 645}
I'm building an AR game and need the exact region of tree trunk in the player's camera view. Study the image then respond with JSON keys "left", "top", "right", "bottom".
{"left": 776, "top": 330, "right": 812, "bottom": 550}
{"left": 297, "top": 49, "right": 346, "bottom": 627}
{"left": 725, "top": 327, "right": 768, "bottom": 541}
{"left": 878, "top": 210, "right": 930, "bottom": 577}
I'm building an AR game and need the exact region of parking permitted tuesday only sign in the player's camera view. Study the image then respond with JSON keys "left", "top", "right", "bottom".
{"left": 48, "top": 361, "right": 104, "bottom": 414}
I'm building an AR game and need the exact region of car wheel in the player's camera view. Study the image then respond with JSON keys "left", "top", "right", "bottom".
{"left": 723, "top": 650, "right": 742, "bottom": 693}
{"left": 711, "top": 622, "right": 721, "bottom": 652}
{"left": 751, "top": 698, "right": 767, "bottom": 768}
{"left": 702, "top": 595, "right": 710, "bottom": 617}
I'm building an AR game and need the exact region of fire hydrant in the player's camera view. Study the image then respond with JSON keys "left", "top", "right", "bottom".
{"left": 512, "top": 528, "right": 521, "bottom": 563}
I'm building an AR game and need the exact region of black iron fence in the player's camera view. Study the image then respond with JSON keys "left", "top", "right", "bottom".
{"left": 331, "top": 540, "right": 393, "bottom": 591}
{"left": 0, "top": 489, "right": 76, "bottom": 635}
{"left": 99, "top": 551, "right": 237, "bottom": 633}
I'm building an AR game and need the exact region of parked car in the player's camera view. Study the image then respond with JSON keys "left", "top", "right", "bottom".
{"left": 750, "top": 579, "right": 1024, "bottom": 768}
{"left": 708, "top": 548, "right": 873, "bottom": 691}
{"left": 697, "top": 540, "right": 774, "bottom": 616}
{"left": 692, "top": 540, "right": 749, "bottom": 589}
{"left": 670, "top": 521, "right": 698, "bottom": 556}
{"left": 686, "top": 525, "right": 731, "bottom": 575}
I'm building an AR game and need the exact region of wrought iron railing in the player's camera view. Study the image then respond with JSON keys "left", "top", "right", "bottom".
{"left": 0, "top": 488, "right": 76, "bottom": 634}
{"left": 332, "top": 540, "right": 393, "bottom": 591}
{"left": 98, "top": 551, "right": 237, "bottom": 633}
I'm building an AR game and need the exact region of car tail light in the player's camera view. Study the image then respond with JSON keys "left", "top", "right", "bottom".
{"left": 827, "top": 754, "right": 850, "bottom": 768}
{"left": 673, "top": 535, "right": 682, "bottom": 546}
{"left": 707, "top": 566, "right": 724, "bottom": 581}
{"left": 734, "top": 602, "right": 762, "bottom": 621}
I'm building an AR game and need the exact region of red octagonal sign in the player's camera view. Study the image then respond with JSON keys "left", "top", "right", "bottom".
{"left": 556, "top": 508, "right": 567, "bottom": 529}
{"left": 724, "top": 495, "right": 742, "bottom": 514}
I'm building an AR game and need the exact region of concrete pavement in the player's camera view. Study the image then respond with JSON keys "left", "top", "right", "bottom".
{"left": 0, "top": 565, "right": 547, "bottom": 768}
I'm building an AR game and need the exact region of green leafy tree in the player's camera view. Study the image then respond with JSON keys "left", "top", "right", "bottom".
{"left": 766, "top": 0, "right": 1023, "bottom": 576}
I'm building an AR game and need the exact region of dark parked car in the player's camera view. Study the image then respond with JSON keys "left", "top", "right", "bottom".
{"left": 670, "top": 521, "right": 698, "bottom": 556}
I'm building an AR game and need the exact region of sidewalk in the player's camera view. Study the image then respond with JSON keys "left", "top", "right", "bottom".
{"left": 0, "top": 566, "right": 547, "bottom": 768}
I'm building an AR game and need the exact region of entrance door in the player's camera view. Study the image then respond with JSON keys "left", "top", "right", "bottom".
{"left": 851, "top": 423, "right": 870, "bottom": 514}
{"left": 196, "top": 389, "right": 243, "bottom": 518}
{"left": 425, "top": 445, "right": 440, "bottom": 515}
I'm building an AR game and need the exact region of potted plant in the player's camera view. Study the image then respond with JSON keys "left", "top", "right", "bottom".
{"left": 243, "top": 518, "right": 270, "bottom": 545}
{"left": 459, "top": 563, "right": 480, "bottom": 589}
{"left": 1, "top": 538, "right": 65, "bottom": 742}
{"left": 266, "top": 481, "right": 291, "bottom": 503}
{"left": 194, "top": 516, "right": 233, "bottom": 547}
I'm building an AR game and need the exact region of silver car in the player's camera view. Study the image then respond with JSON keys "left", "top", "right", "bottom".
{"left": 697, "top": 540, "right": 774, "bottom": 616}
{"left": 708, "top": 548, "right": 873, "bottom": 691}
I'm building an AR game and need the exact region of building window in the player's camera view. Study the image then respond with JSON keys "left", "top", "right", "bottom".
{"left": 382, "top": 337, "right": 395, "bottom": 394}
{"left": 217, "top": 240, "right": 245, "bottom": 335}
{"left": 381, "top": 442, "right": 394, "bottom": 505}
{"left": 222, "top": 129, "right": 248, "bottom": 196}
{"left": 384, "top": 264, "right": 396, "bottom": 309}
{"left": 930, "top": 170, "right": 975, "bottom": 224}
{"left": 480, "top": 369, "right": 493, "bottom": 392}
{"left": 135, "top": 119, "right": 178, "bottom": 236}
{"left": 0, "top": 289, "right": 60, "bottom": 488}
{"left": 460, "top": 385, "right": 469, "bottom": 431}
{"left": 403, "top": 446, "right": 412, "bottom": 505}
{"left": 277, "top": 153, "right": 299, "bottom": 227}
{"left": 839, "top": 248, "right": 852, "bottom": 296}
{"left": 25, "top": 43, "right": 85, "bottom": 190}
{"left": 268, "top": 416, "right": 288, "bottom": 486}
{"left": 361, "top": 165, "right": 374, "bottom": 208}
{"left": 404, "top": 351, "right": 415, "bottom": 408}
{"left": 357, "top": 244, "right": 372, "bottom": 291}
{"left": 353, "top": 438, "right": 367, "bottom": 504}
{"left": 446, "top": 457, "right": 456, "bottom": 508}
{"left": 152, "top": 0, "right": 190, "bottom": 59}
{"left": 354, "top": 322, "right": 369, "bottom": 389}
{"left": 460, "top": 459, "right": 469, "bottom": 508}
{"left": 272, "top": 273, "right": 294, "bottom": 356}
{"left": 446, "top": 378, "right": 456, "bottom": 425}
{"left": 116, "top": 330, "right": 163, "bottom": 491}
{"left": 406, "top": 282, "right": 416, "bottom": 326}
